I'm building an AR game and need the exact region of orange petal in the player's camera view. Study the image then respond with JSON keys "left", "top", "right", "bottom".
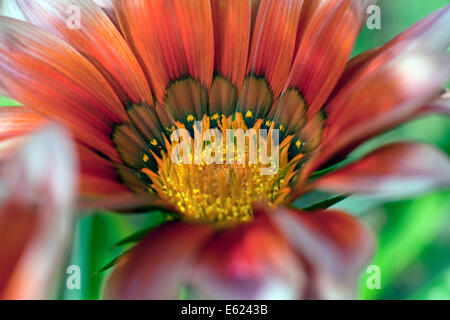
{"left": 0, "top": 125, "right": 76, "bottom": 299}
{"left": 209, "top": 0, "right": 251, "bottom": 115}
{"left": 13, "top": 0, "right": 152, "bottom": 104}
{"left": 286, "top": 0, "right": 369, "bottom": 120}
{"left": 211, "top": 0, "right": 250, "bottom": 89}
{"left": 239, "top": 0, "right": 303, "bottom": 117}
{"left": 114, "top": 0, "right": 214, "bottom": 107}
{"left": 0, "top": 17, "right": 124, "bottom": 161}
{"left": 104, "top": 223, "right": 213, "bottom": 299}
{"left": 0, "top": 107, "right": 45, "bottom": 142}
{"left": 314, "top": 142, "right": 450, "bottom": 198}
{"left": 271, "top": 207, "right": 374, "bottom": 299}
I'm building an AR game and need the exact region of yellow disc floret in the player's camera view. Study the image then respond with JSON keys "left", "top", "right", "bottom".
{"left": 142, "top": 113, "right": 304, "bottom": 223}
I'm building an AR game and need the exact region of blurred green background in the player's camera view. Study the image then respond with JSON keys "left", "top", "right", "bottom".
{"left": 0, "top": 0, "right": 449, "bottom": 300}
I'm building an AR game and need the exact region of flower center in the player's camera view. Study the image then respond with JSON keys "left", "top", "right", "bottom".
{"left": 142, "top": 112, "right": 304, "bottom": 223}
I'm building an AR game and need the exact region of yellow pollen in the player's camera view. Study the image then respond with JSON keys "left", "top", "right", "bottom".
{"left": 143, "top": 154, "right": 149, "bottom": 163}
{"left": 143, "top": 113, "right": 303, "bottom": 223}
{"left": 186, "top": 114, "right": 195, "bottom": 122}
{"left": 245, "top": 110, "right": 253, "bottom": 118}
{"left": 150, "top": 138, "right": 158, "bottom": 146}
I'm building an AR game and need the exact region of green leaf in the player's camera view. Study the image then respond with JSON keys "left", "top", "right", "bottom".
{"left": 113, "top": 211, "right": 175, "bottom": 247}
{"left": 302, "top": 194, "right": 349, "bottom": 211}
{"left": 61, "top": 211, "right": 169, "bottom": 300}
{"left": 96, "top": 248, "right": 134, "bottom": 274}
{"left": 294, "top": 191, "right": 348, "bottom": 211}
{"left": 113, "top": 225, "right": 157, "bottom": 247}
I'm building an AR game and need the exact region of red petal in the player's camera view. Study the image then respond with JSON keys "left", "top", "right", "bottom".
{"left": 316, "top": 52, "right": 450, "bottom": 170}
{"left": 12, "top": 0, "right": 152, "bottom": 104}
{"left": 104, "top": 223, "right": 213, "bottom": 299}
{"left": 334, "top": 5, "right": 450, "bottom": 98}
{"left": 271, "top": 207, "right": 374, "bottom": 299}
{"left": 114, "top": 0, "right": 214, "bottom": 107}
{"left": 0, "top": 107, "right": 45, "bottom": 142}
{"left": 0, "top": 17, "right": 125, "bottom": 161}
{"left": 286, "top": 0, "right": 369, "bottom": 119}
{"left": 209, "top": 0, "right": 251, "bottom": 115}
{"left": 77, "top": 144, "right": 130, "bottom": 197}
{"left": 191, "top": 211, "right": 306, "bottom": 299}
{"left": 211, "top": 0, "right": 251, "bottom": 89}
{"left": 246, "top": 0, "right": 303, "bottom": 98}
{"left": 314, "top": 142, "right": 450, "bottom": 198}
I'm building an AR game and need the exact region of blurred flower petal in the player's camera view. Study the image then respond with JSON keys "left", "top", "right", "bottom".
{"left": 105, "top": 223, "right": 213, "bottom": 300}
{"left": 0, "top": 125, "right": 77, "bottom": 299}
{"left": 316, "top": 52, "right": 450, "bottom": 169}
{"left": 335, "top": 5, "right": 450, "bottom": 93}
{"left": 271, "top": 207, "right": 374, "bottom": 299}
{"left": 191, "top": 210, "right": 306, "bottom": 300}
{"left": 419, "top": 90, "right": 450, "bottom": 116}
{"left": 313, "top": 142, "right": 450, "bottom": 199}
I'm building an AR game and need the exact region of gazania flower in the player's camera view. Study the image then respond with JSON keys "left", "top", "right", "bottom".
{"left": 0, "top": 0, "right": 449, "bottom": 299}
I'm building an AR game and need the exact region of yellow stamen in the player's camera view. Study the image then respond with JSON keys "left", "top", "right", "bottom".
{"left": 142, "top": 112, "right": 303, "bottom": 223}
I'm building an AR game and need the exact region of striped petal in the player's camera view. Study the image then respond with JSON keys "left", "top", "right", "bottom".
{"left": 313, "top": 142, "right": 450, "bottom": 198}
{"left": 239, "top": 0, "right": 303, "bottom": 118}
{"left": 209, "top": 0, "right": 251, "bottom": 115}
{"left": 0, "top": 125, "right": 76, "bottom": 299}
{"left": 284, "top": 0, "right": 370, "bottom": 120}
{"left": 314, "top": 52, "right": 450, "bottom": 172}
{"left": 114, "top": 0, "right": 214, "bottom": 120}
{"left": 0, "top": 107, "right": 45, "bottom": 142}
{"left": 10, "top": 0, "right": 152, "bottom": 104}
{"left": 0, "top": 17, "right": 125, "bottom": 161}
